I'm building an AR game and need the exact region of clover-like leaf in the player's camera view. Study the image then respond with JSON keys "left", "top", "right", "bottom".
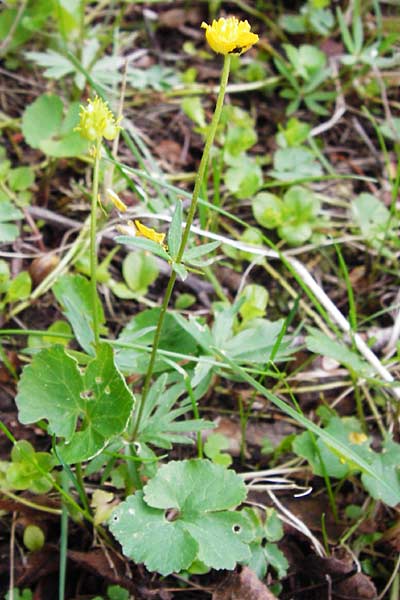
{"left": 16, "top": 343, "right": 134, "bottom": 463}
{"left": 109, "top": 459, "right": 249, "bottom": 575}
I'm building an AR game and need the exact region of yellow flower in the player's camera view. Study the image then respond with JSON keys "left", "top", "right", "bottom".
{"left": 134, "top": 219, "right": 166, "bottom": 246}
{"left": 201, "top": 17, "right": 259, "bottom": 55}
{"left": 348, "top": 431, "right": 368, "bottom": 445}
{"left": 76, "top": 95, "right": 122, "bottom": 142}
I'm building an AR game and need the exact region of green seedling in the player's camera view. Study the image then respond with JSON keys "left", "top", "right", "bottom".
{"left": 253, "top": 185, "right": 322, "bottom": 245}
{"left": 0, "top": 266, "right": 31, "bottom": 312}
{"left": 2, "top": 440, "right": 55, "bottom": 494}
{"left": 0, "top": 146, "right": 33, "bottom": 241}
{"left": 204, "top": 433, "right": 232, "bottom": 467}
{"left": 5, "top": 589, "right": 32, "bottom": 600}
{"left": 280, "top": 0, "right": 334, "bottom": 35}
{"left": 337, "top": 3, "right": 397, "bottom": 69}
{"left": 238, "top": 284, "right": 269, "bottom": 324}
{"left": 242, "top": 507, "right": 288, "bottom": 581}
{"left": 92, "top": 585, "right": 130, "bottom": 600}
{"left": 351, "top": 193, "right": 395, "bottom": 249}
{"left": 274, "top": 43, "right": 335, "bottom": 115}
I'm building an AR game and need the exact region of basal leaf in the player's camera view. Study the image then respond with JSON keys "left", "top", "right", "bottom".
{"left": 361, "top": 439, "right": 400, "bottom": 506}
{"left": 110, "top": 459, "right": 249, "bottom": 575}
{"left": 16, "top": 345, "right": 83, "bottom": 440}
{"left": 22, "top": 94, "right": 88, "bottom": 157}
{"left": 16, "top": 343, "right": 134, "bottom": 463}
{"left": 109, "top": 491, "right": 197, "bottom": 576}
{"left": 183, "top": 512, "right": 251, "bottom": 569}
{"left": 22, "top": 94, "right": 63, "bottom": 149}
{"left": 144, "top": 459, "right": 246, "bottom": 512}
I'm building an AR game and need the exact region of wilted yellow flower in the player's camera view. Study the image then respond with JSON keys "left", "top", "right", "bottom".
{"left": 348, "top": 431, "right": 368, "bottom": 445}
{"left": 134, "top": 219, "right": 166, "bottom": 245}
{"left": 201, "top": 17, "right": 259, "bottom": 55}
{"left": 76, "top": 96, "right": 122, "bottom": 142}
{"left": 107, "top": 188, "right": 128, "bottom": 213}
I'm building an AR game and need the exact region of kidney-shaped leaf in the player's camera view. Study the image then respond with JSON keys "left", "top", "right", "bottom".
{"left": 144, "top": 459, "right": 246, "bottom": 513}
{"left": 109, "top": 459, "right": 250, "bottom": 575}
{"left": 109, "top": 491, "right": 198, "bottom": 575}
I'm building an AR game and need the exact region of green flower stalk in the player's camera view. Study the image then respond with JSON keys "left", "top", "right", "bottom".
{"left": 76, "top": 96, "right": 121, "bottom": 349}
{"left": 132, "top": 18, "right": 259, "bottom": 440}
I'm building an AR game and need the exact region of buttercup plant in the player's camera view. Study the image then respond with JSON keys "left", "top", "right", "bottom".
{"left": 76, "top": 96, "right": 121, "bottom": 348}
{"left": 130, "top": 17, "right": 259, "bottom": 440}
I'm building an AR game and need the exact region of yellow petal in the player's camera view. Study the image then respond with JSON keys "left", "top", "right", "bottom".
{"left": 201, "top": 17, "right": 259, "bottom": 55}
{"left": 134, "top": 220, "right": 166, "bottom": 245}
{"left": 107, "top": 188, "right": 128, "bottom": 212}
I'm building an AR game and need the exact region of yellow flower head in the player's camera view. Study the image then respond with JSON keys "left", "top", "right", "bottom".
{"left": 201, "top": 17, "right": 259, "bottom": 55}
{"left": 76, "top": 95, "right": 122, "bottom": 142}
{"left": 134, "top": 219, "right": 166, "bottom": 246}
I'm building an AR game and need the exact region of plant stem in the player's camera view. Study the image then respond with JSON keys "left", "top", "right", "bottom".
{"left": 132, "top": 54, "right": 232, "bottom": 440}
{"left": 59, "top": 472, "right": 69, "bottom": 600}
{"left": 90, "top": 139, "right": 102, "bottom": 349}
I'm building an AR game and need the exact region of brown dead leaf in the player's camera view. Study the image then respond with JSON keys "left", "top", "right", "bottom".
{"left": 213, "top": 567, "right": 278, "bottom": 600}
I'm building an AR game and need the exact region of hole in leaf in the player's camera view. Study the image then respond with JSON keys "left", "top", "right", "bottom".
{"left": 80, "top": 389, "right": 94, "bottom": 400}
{"left": 232, "top": 524, "right": 241, "bottom": 534}
{"left": 165, "top": 508, "right": 180, "bottom": 522}
{"left": 104, "top": 385, "right": 111, "bottom": 395}
{"left": 112, "top": 514, "right": 119, "bottom": 522}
